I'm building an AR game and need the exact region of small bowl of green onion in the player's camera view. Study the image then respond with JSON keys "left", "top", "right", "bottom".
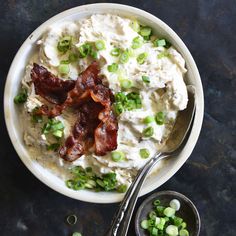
{"left": 135, "top": 191, "right": 200, "bottom": 236}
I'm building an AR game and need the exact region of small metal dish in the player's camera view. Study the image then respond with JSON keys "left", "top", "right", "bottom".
{"left": 135, "top": 191, "right": 201, "bottom": 236}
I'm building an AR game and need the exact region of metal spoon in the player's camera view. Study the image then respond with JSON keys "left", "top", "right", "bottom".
{"left": 106, "top": 85, "right": 196, "bottom": 236}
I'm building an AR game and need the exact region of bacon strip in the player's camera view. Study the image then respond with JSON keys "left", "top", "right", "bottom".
{"left": 31, "top": 62, "right": 118, "bottom": 161}
{"left": 31, "top": 63, "right": 75, "bottom": 105}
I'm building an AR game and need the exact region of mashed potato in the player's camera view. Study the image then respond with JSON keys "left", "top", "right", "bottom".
{"left": 19, "top": 14, "right": 188, "bottom": 190}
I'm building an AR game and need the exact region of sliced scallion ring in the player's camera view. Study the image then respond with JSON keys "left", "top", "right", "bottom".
{"left": 66, "top": 214, "right": 77, "bottom": 225}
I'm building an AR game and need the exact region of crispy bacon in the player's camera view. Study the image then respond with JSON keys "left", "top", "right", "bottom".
{"left": 31, "top": 63, "right": 75, "bottom": 104}
{"left": 31, "top": 62, "right": 118, "bottom": 161}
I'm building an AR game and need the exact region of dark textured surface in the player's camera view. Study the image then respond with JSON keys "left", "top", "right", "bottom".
{"left": 0, "top": 1, "right": 235, "bottom": 236}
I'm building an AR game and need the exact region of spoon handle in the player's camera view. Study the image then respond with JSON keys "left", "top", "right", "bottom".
{"left": 106, "top": 152, "right": 167, "bottom": 236}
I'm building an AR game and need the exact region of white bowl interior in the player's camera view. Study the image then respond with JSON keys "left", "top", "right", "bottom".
{"left": 4, "top": 3, "right": 204, "bottom": 203}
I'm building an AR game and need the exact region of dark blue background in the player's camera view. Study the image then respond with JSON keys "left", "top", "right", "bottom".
{"left": 0, "top": 1, "right": 235, "bottom": 235}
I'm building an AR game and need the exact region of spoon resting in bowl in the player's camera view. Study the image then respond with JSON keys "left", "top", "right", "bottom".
{"left": 106, "top": 85, "right": 196, "bottom": 236}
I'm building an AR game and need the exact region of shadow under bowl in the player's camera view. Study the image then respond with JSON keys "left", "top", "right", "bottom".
{"left": 135, "top": 191, "right": 201, "bottom": 236}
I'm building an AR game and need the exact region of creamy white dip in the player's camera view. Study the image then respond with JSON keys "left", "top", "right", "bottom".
{"left": 20, "top": 14, "right": 188, "bottom": 188}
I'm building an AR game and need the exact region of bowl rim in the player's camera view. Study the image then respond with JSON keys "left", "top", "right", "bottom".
{"left": 4, "top": 3, "right": 204, "bottom": 203}
{"left": 135, "top": 190, "right": 201, "bottom": 236}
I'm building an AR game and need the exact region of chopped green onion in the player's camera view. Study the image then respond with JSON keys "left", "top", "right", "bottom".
{"left": 52, "top": 130, "right": 63, "bottom": 138}
{"left": 155, "top": 39, "right": 166, "bottom": 47}
{"left": 163, "top": 207, "right": 176, "bottom": 217}
{"left": 78, "top": 43, "right": 92, "bottom": 58}
{"left": 137, "top": 52, "right": 148, "bottom": 64}
{"left": 117, "top": 184, "right": 128, "bottom": 193}
{"left": 66, "top": 179, "right": 75, "bottom": 189}
{"left": 66, "top": 214, "right": 77, "bottom": 225}
{"left": 179, "top": 229, "right": 189, "bottom": 236}
{"left": 110, "top": 47, "right": 121, "bottom": 57}
{"left": 47, "top": 143, "right": 60, "bottom": 151}
{"left": 132, "top": 36, "right": 143, "bottom": 49}
{"left": 153, "top": 199, "right": 161, "bottom": 206}
{"left": 170, "top": 199, "right": 181, "bottom": 211}
{"left": 58, "top": 63, "right": 70, "bottom": 75}
{"left": 111, "top": 151, "right": 125, "bottom": 162}
{"left": 139, "top": 26, "right": 152, "bottom": 37}
{"left": 14, "top": 89, "right": 27, "bottom": 104}
{"left": 42, "top": 119, "right": 64, "bottom": 138}
{"left": 142, "top": 126, "right": 154, "bottom": 137}
{"left": 57, "top": 36, "right": 72, "bottom": 53}
{"left": 114, "top": 92, "right": 142, "bottom": 114}
{"left": 72, "top": 232, "right": 82, "bottom": 236}
{"left": 115, "top": 92, "right": 127, "bottom": 103}
{"left": 180, "top": 222, "right": 187, "bottom": 229}
{"left": 95, "top": 40, "right": 106, "bottom": 50}
{"left": 155, "top": 111, "right": 165, "bottom": 125}
{"left": 141, "top": 220, "right": 149, "bottom": 229}
{"left": 90, "top": 49, "right": 98, "bottom": 59}
{"left": 143, "top": 116, "right": 155, "bottom": 124}
{"left": 120, "top": 50, "right": 129, "bottom": 64}
{"left": 142, "top": 75, "right": 150, "bottom": 83}
{"left": 130, "top": 20, "right": 140, "bottom": 32}
{"left": 139, "top": 148, "right": 150, "bottom": 159}
{"left": 120, "top": 79, "right": 133, "bottom": 89}
{"left": 156, "top": 206, "right": 165, "bottom": 216}
{"left": 154, "top": 38, "right": 172, "bottom": 48}
{"left": 165, "top": 225, "right": 178, "bottom": 236}
{"left": 51, "top": 122, "right": 64, "bottom": 131}
{"left": 156, "top": 217, "right": 166, "bottom": 230}
{"left": 108, "top": 63, "right": 118, "bottom": 72}
{"left": 151, "top": 227, "right": 158, "bottom": 236}
{"left": 113, "top": 102, "right": 124, "bottom": 115}
{"left": 173, "top": 216, "right": 183, "bottom": 227}
{"left": 157, "top": 51, "right": 170, "bottom": 59}
{"left": 68, "top": 53, "right": 78, "bottom": 62}
{"left": 149, "top": 211, "right": 156, "bottom": 219}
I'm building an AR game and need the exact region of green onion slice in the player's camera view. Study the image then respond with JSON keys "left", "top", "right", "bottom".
{"left": 14, "top": 89, "right": 28, "bottom": 104}
{"left": 120, "top": 79, "right": 133, "bottom": 90}
{"left": 120, "top": 50, "right": 130, "bottom": 64}
{"left": 179, "top": 229, "right": 189, "bottom": 236}
{"left": 137, "top": 52, "right": 148, "bottom": 64}
{"left": 95, "top": 40, "right": 106, "bottom": 50}
{"left": 130, "top": 20, "right": 140, "bottom": 32}
{"left": 132, "top": 36, "right": 143, "bottom": 49}
{"left": 143, "top": 116, "right": 155, "bottom": 124}
{"left": 66, "top": 214, "right": 77, "bottom": 225}
{"left": 166, "top": 225, "right": 178, "bottom": 236}
{"left": 142, "top": 75, "right": 150, "bottom": 83}
{"left": 139, "top": 148, "right": 150, "bottom": 159}
{"left": 117, "top": 184, "right": 128, "bottom": 193}
{"left": 78, "top": 43, "right": 92, "bottom": 58}
{"left": 58, "top": 63, "right": 70, "bottom": 75}
{"left": 72, "top": 233, "right": 82, "bottom": 236}
{"left": 163, "top": 207, "right": 176, "bottom": 217}
{"left": 110, "top": 47, "right": 121, "bottom": 57}
{"left": 139, "top": 26, "right": 152, "bottom": 37}
{"left": 142, "top": 126, "right": 154, "bottom": 137}
{"left": 155, "top": 111, "right": 165, "bottom": 125}
{"left": 111, "top": 151, "right": 125, "bottom": 162}
{"left": 57, "top": 36, "right": 72, "bottom": 53}
{"left": 141, "top": 220, "right": 149, "bottom": 229}
{"left": 108, "top": 63, "right": 118, "bottom": 72}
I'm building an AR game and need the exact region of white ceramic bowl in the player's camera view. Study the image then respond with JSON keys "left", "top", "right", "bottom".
{"left": 4, "top": 3, "right": 204, "bottom": 203}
